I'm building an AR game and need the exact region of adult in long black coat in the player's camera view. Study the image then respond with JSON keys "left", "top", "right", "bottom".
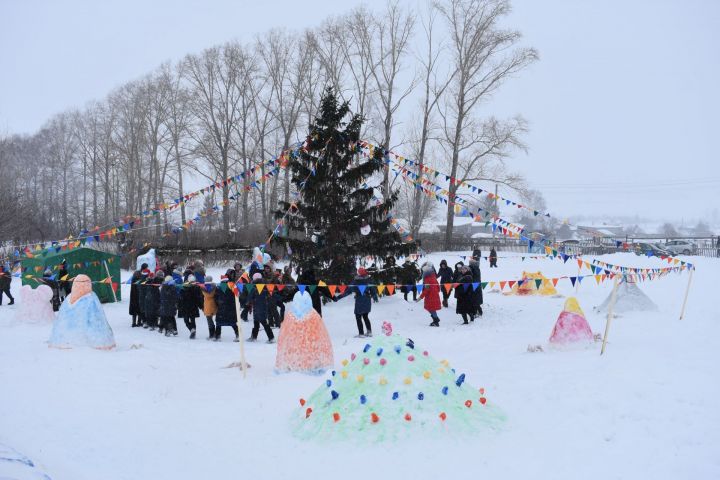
{"left": 0, "top": 266, "right": 14, "bottom": 306}
{"left": 143, "top": 273, "right": 162, "bottom": 330}
{"left": 454, "top": 267, "right": 475, "bottom": 324}
{"left": 246, "top": 273, "right": 274, "bottom": 342}
{"left": 468, "top": 257, "right": 483, "bottom": 316}
{"left": 129, "top": 270, "right": 142, "bottom": 327}
{"left": 214, "top": 270, "right": 239, "bottom": 341}
{"left": 297, "top": 267, "right": 331, "bottom": 316}
{"left": 178, "top": 275, "right": 203, "bottom": 339}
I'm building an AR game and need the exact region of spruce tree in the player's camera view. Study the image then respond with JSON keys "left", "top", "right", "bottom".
{"left": 274, "top": 88, "right": 413, "bottom": 284}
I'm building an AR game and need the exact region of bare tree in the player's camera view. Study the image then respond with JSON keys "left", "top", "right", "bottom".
{"left": 435, "top": 0, "right": 537, "bottom": 249}
{"left": 184, "top": 43, "right": 244, "bottom": 235}
{"left": 368, "top": 1, "right": 417, "bottom": 198}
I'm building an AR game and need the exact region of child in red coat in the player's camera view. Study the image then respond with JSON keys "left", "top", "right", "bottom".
{"left": 417, "top": 262, "right": 442, "bottom": 327}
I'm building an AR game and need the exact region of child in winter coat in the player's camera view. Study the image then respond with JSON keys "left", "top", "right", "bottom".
{"left": 454, "top": 265, "right": 475, "bottom": 324}
{"left": 338, "top": 267, "right": 378, "bottom": 337}
{"left": 201, "top": 276, "right": 218, "bottom": 340}
{"left": 437, "top": 260, "right": 454, "bottom": 308}
{"left": 418, "top": 262, "right": 442, "bottom": 326}
{"left": 246, "top": 272, "right": 275, "bottom": 343}
{"left": 159, "top": 275, "right": 179, "bottom": 336}
{"left": 178, "top": 274, "right": 204, "bottom": 339}
{"left": 214, "top": 270, "right": 239, "bottom": 342}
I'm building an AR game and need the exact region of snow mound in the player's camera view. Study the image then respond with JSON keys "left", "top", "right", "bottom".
{"left": 48, "top": 283, "right": 115, "bottom": 350}
{"left": 15, "top": 285, "right": 55, "bottom": 324}
{"left": 549, "top": 297, "right": 594, "bottom": 346}
{"left": 504, "top": 271, "right": 559, "bottom": 296}
{"left": 292, "top": 333, "right": 505, "bottom": 442}
{"left": 595, "top": 280, "right": 658, "bottom": 315}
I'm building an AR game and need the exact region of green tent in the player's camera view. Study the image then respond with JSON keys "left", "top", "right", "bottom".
{"left": 21, "top": 247, "right": 121, "bottom": 303}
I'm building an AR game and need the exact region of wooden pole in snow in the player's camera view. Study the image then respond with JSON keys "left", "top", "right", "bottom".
{"left": 600, "top": 275, "right": 621, "bottom": 355}
{"left": 233, "top": 291, "right": 247, "bottom": 378}
{"left": 103, "top": 260, "right": 118, "bottom": 303}
{"left": 679, "top": 269, "right": 694, "bottom": 320}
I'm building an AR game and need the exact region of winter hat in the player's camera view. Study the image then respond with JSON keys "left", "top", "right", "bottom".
{"left": 156, "top": 271, "right": 165, "bottom": 279}
{"left": 44, "top": 268, "right": 53, "bottom": 276}
{"left": 187, "top": 274, "right": 196, "bottom": 283}
{"left": 205, "top": 275, "right": 213, "bottom": 283}
{"left": 421, "top": 262, "right": 435, "bottom": 276}
{"left": 358, "top": 267, "right": 368, "bottom": 277}
{"left": 252, "top": 273, "right": 263, "bottom": 281}
{"left": 164, "top": 276, "right": 174, "bottom": 285}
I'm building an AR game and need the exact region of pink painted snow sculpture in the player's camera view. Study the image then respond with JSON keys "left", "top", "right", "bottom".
{"left": 70, "top": 274, "right": 93, "bottom": 303}
{"left": 275, "top": 291, "right": 334, "bottom": 374}
{"left": 549, "top": 297, "right": 593, "bottom": 345}
{"left": 382, "top": 321, "right": 393, "bottom": 336}
{"left": 16, "top": 285, "right": 55, "bottom": 323}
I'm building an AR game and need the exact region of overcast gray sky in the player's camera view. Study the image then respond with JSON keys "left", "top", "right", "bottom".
{"left": 1, "top": 0, "right": 718, "bottom": 222}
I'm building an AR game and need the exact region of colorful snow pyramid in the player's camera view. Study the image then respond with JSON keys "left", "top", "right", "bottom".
{"left": 504, "top": 271, "right": 559, "bottom": 296}
{"left": 15, "top": 284, "right": 55, "bottom": 323}
{"left": 275, "top": 291, "right": 334, "bottom": 374}
{"left": 292, "top": 328, "right": 505, "bottom": 442}
{"left": 549, "top": 297, "right": 594, "bottom": 345}
{"left": 596, "top": 278, "right": 658, "bottom": 316}
{"left": 48, "top": 274, "right": 115, "bottom": 350}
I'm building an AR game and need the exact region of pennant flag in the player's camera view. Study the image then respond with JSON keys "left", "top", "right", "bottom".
{"left": 318, "top": 280, "right": 327, "bottom": 288}
{"left": 308, "top": 285, "right": 317, "bottom": 295}
{"left": 297, "top": 284, "right": 306, "bottom": 294}
{"left": 480, "top": 282, "right": 488, "bottom": 290}
{"left": 416, "top": 284, "right": 424, "bottom": 295}
{"left": 338, "top": 285, "right": 348, "bottom": 295}
{"left": 328, "top": 285, "right": 338, "bottom": 297}
{"left": 499, "top": 281, "right": 507, "bottom": 290}
{"left": 442, "top": 283, "right": 453, "bottom": 294}
{"left": 377, "top": 284, "right": 386, "bottom": 295}
{"left": 570, "top": 277, "right": 577, "bottom": 287}
{"left": 534, "top": 279, "right": 542, "bottom": 289}
{"left": 386, "top": 284, "right": 395, "bottom": 295}
{"left": 472, "top": 282, "right": 479, "bottom": 291}
{"left": 357, "top": 284, "right": 367, "bottom": 295}
{"left": 266, "top": 284, "right": 276, "bottom": 294}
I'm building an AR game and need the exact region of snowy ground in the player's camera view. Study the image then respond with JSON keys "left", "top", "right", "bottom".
{"left": 1, "top": 252, "right": 718, "bottom": 480}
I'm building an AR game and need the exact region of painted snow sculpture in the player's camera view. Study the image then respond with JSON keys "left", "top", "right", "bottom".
{"left": 292, "top": 325, "right": 505, "bottom": 442}
{"left": 136, "top": 248, "right": 157, "bottom": 272}
{"left": 48, "top": 274, "right": 115, "bottom": 350}
{"left": 15, "top": 284, "right": 55, "bottom": 323}
{"left": 252, "top": 247, "right": 272, "bottom": 267}
{"left": 595, "top": 277, "right": 657, "bottom": 315}
{"left": 549, "top": 297, "right": 593, "bottom": 345}
{"left": 275, "top": 291, "right": 334, "bottom": 374}
{"left": 504, "top": 271, "right": 558, "bottom": 296}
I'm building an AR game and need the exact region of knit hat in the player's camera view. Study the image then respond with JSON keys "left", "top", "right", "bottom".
{"left": 164, "top": 276, "right": 174, "bottom": 284}
{"left": 252, "top": 272, "right": 262, "bottom": 281}
{"left": 358, "top": 267, "right": 368, "bottom": 276}
{"left": 205, "top": 275, "right": 213, "bottom": 283}
{"left": 156, "top": 271, "right": 165, "bottom": 279}
{"left": 187, "top": 274, "right": 196, "bottom": 283}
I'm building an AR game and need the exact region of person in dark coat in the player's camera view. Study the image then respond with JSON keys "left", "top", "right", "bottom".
{"left": 454, "top": 265, "right": 475, "bottom": 324}
{"left": 214, "top": 270, "right": 239, "bottom": 342}
{"left": 263, "top": 264, "right": 281, "bottom": 328}
{"left": 246, "top": 273, "right": 275, "bottom": 343}
{"left": 489, "top": 247, "right": 498, "bottom": 268}
{"left": 192, "top": 260, "right": 206, "bottom": 283}
{"left": 159, "top": 275, "right": 179, "bottom": 336}
{"left": 143, "top": 272, "right": 161, "bottom": 330}
{"left": 437, "top": 260, "right": 454, "bottom": 308}
{"left": 129, "top": 270, "right": 142, "bottom": 327}
{"left": 41, "top": 269, "right": 61, "bottom": 312}
{"left": 381, "top": 256, "right": 398, "bottom": 295}
{"left": 469, "top": 256, "right": 483, "bottom": 317}
{"left": 178, "top": 274, "right": 203, "bottom": 339}
{"left": 57, "top": 262, "right": 72, "bottom": 300}
{"left": 337, "top": 268, "right": 378, "bottom": 337}
{"left": 399, "top": 259, "right": 420, "bottom": 301}
{"left": 453, "top": 261, "right": 464, "bottom": 283}
{"left": 138, "top": 267, "right": 150, "bottom": 327}
{"left": 297, "top": 265, "right": 331, "bottom": 316}
{"left": 0, "top": 265, "right": 14, "bottom": 306}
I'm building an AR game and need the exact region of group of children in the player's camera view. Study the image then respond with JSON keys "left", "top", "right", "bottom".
{"left": 128, "top": 259, "right": 297, "bottom": 343}
{"left": 127, "top": 252, "right": 487, "bottom": 342}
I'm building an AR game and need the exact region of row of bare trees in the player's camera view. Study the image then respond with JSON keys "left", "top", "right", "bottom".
{"left": 0, "top": 0, "right": 536, "bottom": 251}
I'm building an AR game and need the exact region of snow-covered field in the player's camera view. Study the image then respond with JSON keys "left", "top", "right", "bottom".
{"left": 1, "top": 252, "right": 718, "bottom": 480}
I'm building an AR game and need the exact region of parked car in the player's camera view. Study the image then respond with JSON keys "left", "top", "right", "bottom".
{"left": 663, "top": 240, "right": 698, "bottom": 255}
{"left": 633, "top": 242, "right": 673, "bottom": 257}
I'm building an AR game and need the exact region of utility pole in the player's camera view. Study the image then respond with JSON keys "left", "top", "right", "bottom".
{"left": 492, "top": 183, "right": 498, "bottom": 242}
